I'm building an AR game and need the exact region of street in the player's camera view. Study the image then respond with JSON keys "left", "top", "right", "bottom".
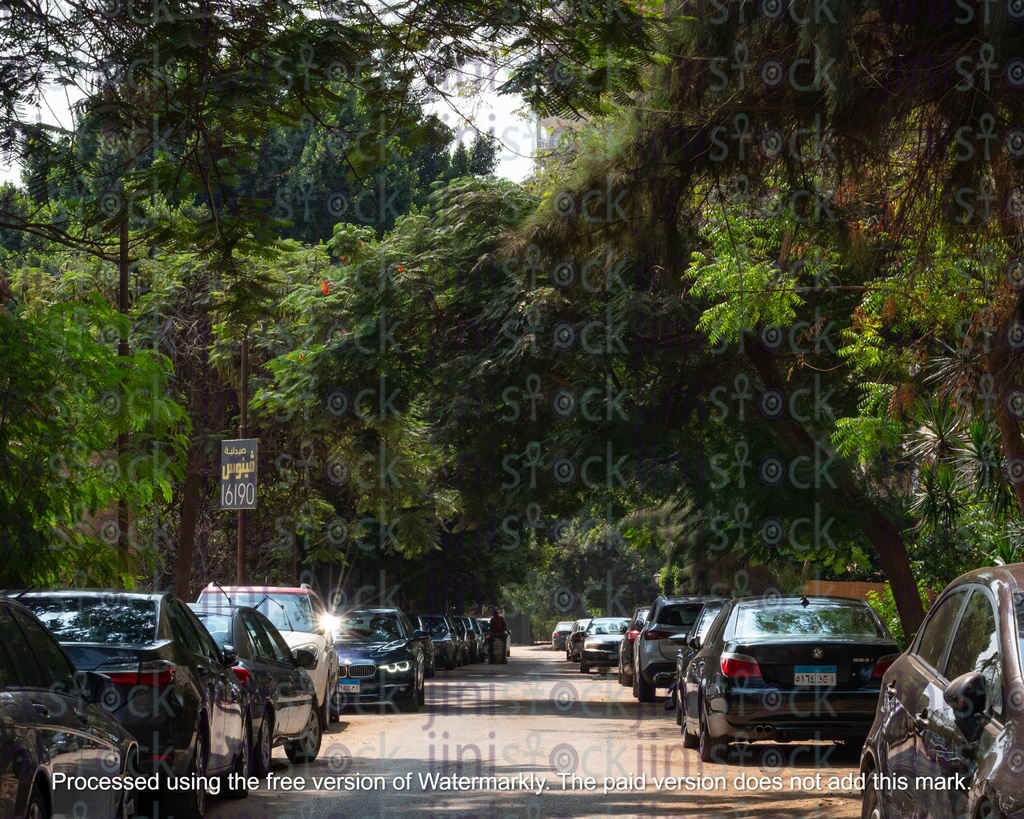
{"left": 208, "top": 646, "right": 863, "bottom": 819}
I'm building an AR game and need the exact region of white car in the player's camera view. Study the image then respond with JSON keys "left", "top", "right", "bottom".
{"left": 196, "top": 583, "right": 340, "bottom": 724}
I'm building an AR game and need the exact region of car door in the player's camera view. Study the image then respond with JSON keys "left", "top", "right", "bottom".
{"left": 880, "top": 589, "right": 968, "bottom": 819}
{"left": 915, "top": 588, "right": 1002, "bottom": 819}
{"left": 2, "top": 604, "right": 122, "bottom": 819}
{"left": 245, "top": 611, "right": 302, "bottom": 735}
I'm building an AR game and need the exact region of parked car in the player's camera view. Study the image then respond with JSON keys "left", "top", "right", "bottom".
{"left": 189, "top": 603, "right": 322, "bottom": 774}
{"left": 566, "top": 618, "right": 592, "bottom": 662}
{"left": 671, "top": 599, "right": 728, "bottom": 724}
{"left": 0, "top": 596, "right": 140, "bottom": 819}
{"left": 195, "top": 584, "right": 340, "bottom": 724}
{"left": 551, "top": 620, "right": 575, "bottom": 652}
{"left": 580, "top": 617, "right": 630, "bottom": 673}
{"left": 20, "top": 590, "right": 252, "bottom": 818}
{"left": 453, "top": 615, "right": 482, "bottom": 663}
{"left": 618, "top": 607, "right": 649, "bottom": 687}
{"left": 681, "top": 595, "right": 898, "bottom": 764}
{"left": 450, "top": 618, "right": 471, "bottom": 665}
{"left": 633, "top": 595, "right": 721, "bottom": 702}
{"left": 416, "top": 613, "right": 460, "bottom": 670}
{"left": 331, "top": 608, "right": 429, "bottom": 712}
{"left": 860, "top": 564, "right": 1024, "bottom": 819}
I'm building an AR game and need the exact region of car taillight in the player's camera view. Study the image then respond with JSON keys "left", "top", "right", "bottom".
{"left": 720, "top": 653, "right": 762, "bottom": 679}
{"left": 626, "top": 630, "right": 640, "bottom": 642}
{"left": 233, "top": 666, "right": 252, "bottom": 686}
{"left": 872, "top": 654, "right": 899, "bottom": 679}
{"left": 104, "top": 663, "right": 177, "bottom": 689}
{"left": 643, "top": 629, "right": 672, "bottom": 640}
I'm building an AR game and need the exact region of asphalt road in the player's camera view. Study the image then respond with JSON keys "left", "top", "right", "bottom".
{"left": 207, "top": 645, "right": 863, "bottom": 819}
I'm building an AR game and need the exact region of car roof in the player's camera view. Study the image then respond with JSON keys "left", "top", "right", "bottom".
{"left": 202, "top": 585, "right": 316, "bottom": 595}
{"left": 732, "top": 595, "right": 871, "bottom": 607}
{"left": 17, "top": 589, "right": 169, "bottom": 601}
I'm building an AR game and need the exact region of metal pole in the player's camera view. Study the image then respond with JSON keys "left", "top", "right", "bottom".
{"left": 236, "top": 332, "right": 249, "bottom": 583}
{"left": 117, "top": 210, "right": 130, "bottom": 565}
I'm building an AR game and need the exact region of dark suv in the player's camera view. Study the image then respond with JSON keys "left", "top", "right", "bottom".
{"left": 632, "top": 595, "right": 723, "bottom": 702}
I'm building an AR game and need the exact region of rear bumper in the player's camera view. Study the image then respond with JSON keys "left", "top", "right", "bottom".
{"left": 640, "top": 662, "right": 675, "bottom": 686}
{"left": 705, "top": 687, "right": 881, "bottom": 741}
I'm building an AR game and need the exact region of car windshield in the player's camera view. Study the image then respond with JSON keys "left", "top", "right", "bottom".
{"left": 221, "top": 593, "right": 314, "bottom": 633}
{"left": 734, "top": 602, "right": 883, "bottom": 639}
{"left": 23, "top": 596, "right": 158, "bottom": 645}
{"left": 587, "top": 619, "right": 629, "bottom": 635}
{"left": 336, "top": 613, "right": 401, "bottom": 641}
{"left": 419, "top": 616, "right": 450, "bottom": 636}
{"left": 194, "top": 612, "right": 233, "bottom": 647}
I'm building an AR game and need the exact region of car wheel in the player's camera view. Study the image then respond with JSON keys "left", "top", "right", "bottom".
{"left": 252, "top": 711, "right": 273, "bottom": 777}
{"left": 636, "top": 673, "right": 655, "bottom": 703}
{"left": 698, "top": 711, "right": 727, "bottom": 764}
{"left": 580, "top": 660, "right": 589, "bottom": 674}
{"left": 681, "top": 695, "right": 698, "bottom": 749}
{"left": 119, "top": 752, "right": 139, "bottom": 819}
{"left": 418, "top": 674, "right": 426, "bottom": 706}
{"left": 675, "top": 688, "right": 683, "bottom": 725}
{"left": 329, "top": 679, "right": 340, "bottom": 723}
{"left": 286, "top": 704, "right": 323, "bottom": 763}
{"left": 223, "top": 717, "right": 250, "bottom": 798}
{"left": 26, "top": 783, "right": 47, "bottom": 819}
{"left": 861, "top": 768, "right": 883, "bottom": 819}
{"left": 163, "top": 729, "right": 206, "bottom": 819}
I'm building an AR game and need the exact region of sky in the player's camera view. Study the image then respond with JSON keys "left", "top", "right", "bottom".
{"left": 0, "top": 66, "right": 538, "bottom": 187}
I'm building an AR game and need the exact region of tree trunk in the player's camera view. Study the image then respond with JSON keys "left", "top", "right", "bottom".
{"left": 985, "top": 335, "right": 1024, "bottom": 516}
{"left": 173, "top": 440, "right": 203, "bottom": 600}
{"left": 744, "top": 343, "right": 925, "bottom": 638}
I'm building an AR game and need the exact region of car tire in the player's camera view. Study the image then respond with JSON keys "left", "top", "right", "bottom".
{"left": 418, "top": 675, "right": 426, "bottom": 706}
{"left": 223, "top": 717, "right": 250, "bottom": 798}
{"left": 675, "top": 689, "right": 683, "bottom": 725}
{"left": 119, "top": 752, "right": 139, "bottom": 819}
{"left": 26, "top": 783, "right": 47, "bottom": 819}
{"left": 681, "top": 696, "right": 698, "bottom": 748}
{"left": 163, "top": 729, "right": 206, "bottom": 819}
{"left": 861, "top": 768, "right": 883, "bottom": 819}
{"left": 636, "top": 673, "right": 655, "bottom": 703}
{"left": 618, "top": 667, "right": 628, "bottom": 686}
{"left": 580, "top": 660, "right": 589, "bottom": 674}
{"left": 252, "top": 711, "right": 273, "bottom": 777}
{"left": 286, "top": 703, "right": 323, "bottom": 763}
{"left": 698, "top": 711, "right": 727, "bottom": 764}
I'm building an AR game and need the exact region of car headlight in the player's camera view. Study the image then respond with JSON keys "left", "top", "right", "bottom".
{"left": 381, "top": 660, "right": 411, "bottom": 673}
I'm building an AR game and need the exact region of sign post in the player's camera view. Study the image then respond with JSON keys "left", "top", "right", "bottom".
{"left": 221, "top": 439, "right": 258, "bottom": 512}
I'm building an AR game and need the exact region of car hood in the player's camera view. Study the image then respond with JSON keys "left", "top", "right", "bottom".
{"left": 334, "top": 641, "right": 412, "bottom": 662}
{"left": 277, "top": 630, "right": 327, "bottom": 649}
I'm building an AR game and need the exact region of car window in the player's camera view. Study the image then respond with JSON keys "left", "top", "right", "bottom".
{"left": 733, "top": 602, "right": 883, "bottom": 638}
{"left": 22, "top": 595, "right": 158, "bottom": 644}
{"left": 194, "top": 613, "right": 233, "bottom": 649}
{"left": 255, "top": 612, "right": 295, "bottom": 664}
{"left": 0, "top": 606, "right": 45, "bottom": 688}
{"left": 166, "top": 600, "right": 205, "bottom": 654}
{"left": 419, "top": 617, "right": 449, "bottom": 636}
{"left": 946, "top": 591, "right": 1002, "bottom": 717}
{"left": 16, "top": 609, "right": 76, "bottom": 692}
{"left": 656, "top": 604, "right": 702, "bottom": 629}
{"left": 694, "top": 604, "right": 727, "bottom": 639}
{"left": 181, "top": 605, "right": 223, "bottom": 661}
{"left": 915, "top": 590, "right": 969, "bottom": 672}
{"left": 245, "top": 612, "right": 286, "bottom": 663}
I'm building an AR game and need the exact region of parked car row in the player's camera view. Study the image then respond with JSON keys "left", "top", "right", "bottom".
{"left": 581, "top": 565, "right": 1024, "bottom": 819}
{"left": 1, "top": 579, "right": 507, "bottom": 819}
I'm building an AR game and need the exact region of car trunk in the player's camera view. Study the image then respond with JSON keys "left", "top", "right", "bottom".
{"left": 726, "top": 639, "right": 897, "bottom": 689}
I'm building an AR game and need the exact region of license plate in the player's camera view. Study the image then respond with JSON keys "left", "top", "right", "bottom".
{"left": 339, "top": 682, "right": 361, "bottom": 693}
{"left": 794, "top": 665, "right": 836, "bottom": 686}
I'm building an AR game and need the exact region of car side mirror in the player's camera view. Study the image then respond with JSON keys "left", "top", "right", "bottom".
{"left": 222, "top": 645, "right": 238, "bottom": 666}
{"left": 943, "top": 672, "right": 987, "bottom": 741}
{"left": 688, "top": 636, "right": 701, "bottom": 650}
{"left": 412, "top": 629, "right": 430, "bottom": 640}
{"left": 75, "top": 670, "right": 110, "bottom": 704}
{"left": 293, "top": 648, "right": 317, "bottom": 669}
{"left": 620, "top": 625, "right": 628, "bottom": 634}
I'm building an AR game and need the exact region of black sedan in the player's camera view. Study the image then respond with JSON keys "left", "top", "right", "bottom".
{"left": 671, "top": 599, "right": 728, "bottom": 724}
{"left": 416, "top": 613, "right": 460, "bottom": 670}
{"left": 580, "top": 617, "right": 630, "bottom": 673}
{"left": 190, "top": 603, "right": 322, "bottom": 773}
{"left": 680, "top": 595, "right": 898, "bottom": 764}
{"left": 860, "top": 564, "right": 1024, "bottom": 819}
{"left": 0, "top": 596, "right": 140, "bottom": 819}
{"left": 331, "top": 608, "right": 430, "bottom": 712}
{"left": 21, "top": 590, "right": 251, "bottom": 818}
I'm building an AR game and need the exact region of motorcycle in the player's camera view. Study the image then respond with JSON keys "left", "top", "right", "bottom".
{"left": 487, "top": 631, "right": 509, "bottom": 664}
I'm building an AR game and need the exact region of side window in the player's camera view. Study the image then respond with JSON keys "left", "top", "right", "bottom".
{"left": 257, "top": 614, "right": 294, "bottom": 665}
{"left": 166, "top": 601, "right": 204, "bottom": 655}
{"left": 0, "top": 607, "right": 38, "bottom": 688}
{"left": 182, "top": 606, "right": 223, "bottom": 661}
{"left": 245, "top": 613, "right": 283, "bottom": 663}
{"left": 945, "top": 591, "right": 1003, "bottom": 718}
{"left": 15, "top": 610, "right": 75, "bottom": 692}
{"left": 914, "top": 590, "right": 968, "bottom": 672}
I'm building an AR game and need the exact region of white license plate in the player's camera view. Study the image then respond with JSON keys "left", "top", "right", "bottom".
{"left": 794, "top": 665, "right": 836, "bottom": 686}
{"left": 339, "top": 683, "right": 361, "bottom": 693}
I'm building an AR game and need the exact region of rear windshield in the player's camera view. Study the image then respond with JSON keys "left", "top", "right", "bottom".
{"left": 654, "top": 604, "right": 702, "bottom": 629}
{"left": 734, "top": 602, "right": 883, "bottom": 639}
{"left": 210, "top": 592, "right": 314, "bottom": 633}
{"left": 23, "top": 596, "right": 158, "bottom": 645}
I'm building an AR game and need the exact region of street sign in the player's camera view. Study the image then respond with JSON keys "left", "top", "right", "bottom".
{"left": 221, "top": 439, "right": 258, "bottom": 510}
